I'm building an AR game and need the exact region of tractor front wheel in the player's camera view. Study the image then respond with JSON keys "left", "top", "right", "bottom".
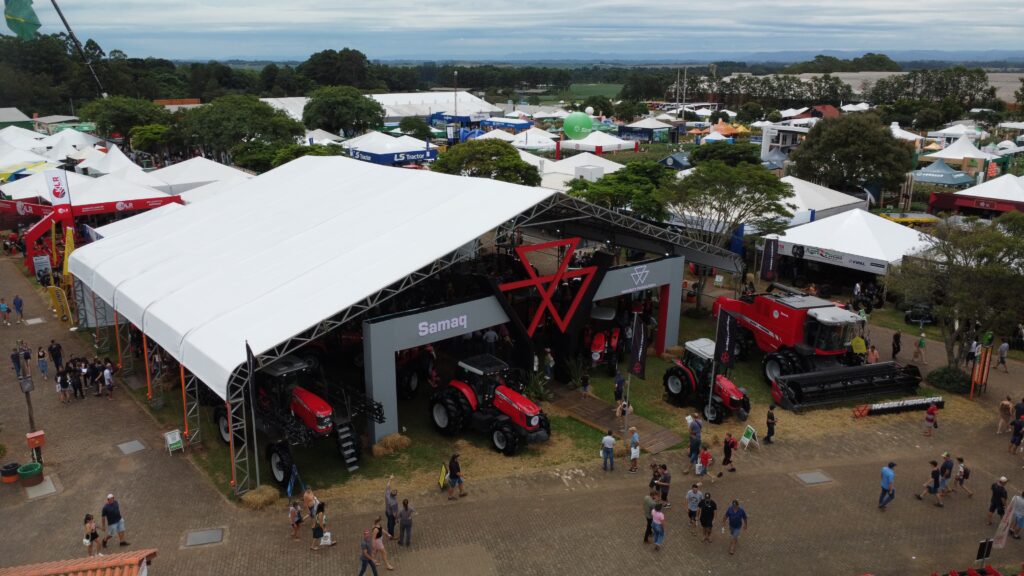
{"left": 430, "top": 389, "right": 467, "bottom": 435}
{"left": 491, "top": 423, "right": 521, "bottom": 456}
{"left": 266, "top": 443, "right": 294, "bottom": 487}
{"left": 703, "top": 402, "right": 723, "bottom": 424}
{"left": 662, "top": 366, "right": 693, "bottom": 406}
{"left": 763, "top": 353, "right": 785, "bottom": 385}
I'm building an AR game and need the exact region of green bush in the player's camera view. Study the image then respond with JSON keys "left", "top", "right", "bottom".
{"left": 562, "top": 357, "right": 587, "bottom": 390}
{"left": 925, "top": 366, "right": 969, "bottom": 394}
{"left": 523, "top": 371, "right": 554, "bottom": 403}
{"left": 683, "top": 306, "right": 711, "bottom": 320}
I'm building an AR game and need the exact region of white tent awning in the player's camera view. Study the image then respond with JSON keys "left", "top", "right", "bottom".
{"left": 560, "top": 131, "right": 633, "bottom": 152}
{"left": 149, "top": 157, "right": 252, "bottom": 194}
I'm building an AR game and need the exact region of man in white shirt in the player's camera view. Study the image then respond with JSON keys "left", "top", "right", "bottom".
{"left": 601, "top": 430, "right": 616, "bottom": 472}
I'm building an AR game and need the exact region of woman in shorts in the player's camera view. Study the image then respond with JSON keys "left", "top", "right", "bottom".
{"left": 83, "top": 513, "right": 100, "bottom": 557}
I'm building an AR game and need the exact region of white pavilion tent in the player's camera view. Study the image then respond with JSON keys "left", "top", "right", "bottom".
{"left": 779, "top": 176, "right": 867, "bottom": 225}
{"left": 924, "top": 135, "right": 1000, "bottom": 162}
{"left": 626, "top": 118, "right": 673, "bottom": 130}
{"left": 511, "top": 131, "right": 557, "bottom": 151}
{"left": 178, "top": 177, "right": 250, "bottom": 205}
{"left": 149, "top": 157, "right": 252, "bottom": 194}
{"left": 954, "top": 174, "right": 1024, "bottom": 203}
{"left": 0, "top": 141, "right": 49, "bottom": 167}
{"left": 474, "top": 129, "right": 515, "bottom": 142}
{"left": 77, "top": 145, "right": 139, "bottom": 175}
{"left": 545, "top": 152, "right": 624, "bottom": 176}
{"left": 0, "top": 126, "right": 44, "bottom": 150}
{"left": 34, "top": 129, "right": 103, "bottom": 161}
{"left": 52, "top": 174, "right": 169, "bottom": 206}
{"left": 0, "top": 169, "right": 92, "bottom": 201}
{"left": 767, "top": 209, "right": 933, "bottom": 274}
{"left": 560, "top": 131, "right": 634, "bottom": 153}
{"left": 890, "top": 122, "right": 922, "bottom": 142}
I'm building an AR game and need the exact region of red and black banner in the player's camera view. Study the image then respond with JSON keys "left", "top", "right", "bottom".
{"left": 628, "top": 312, "right": 647, "bottom": 379}
{"left": 760, "top": 238, "right": 779, "bottom": 281}
{"left": 714, "top": 311, "right": 737, "bottom": 370}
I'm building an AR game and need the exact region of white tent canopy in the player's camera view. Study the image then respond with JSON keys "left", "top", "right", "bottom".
{"left": 890, "top": 122, "right": 922, "bottom": 142}
{"left": 57, "top": 174, "right": 168, "bottom": 206}
{"left": 841, "top": 103, "right": 871, "bottom": 112}
{"left": 627, "top": 118, "right": 673, "bottom": 130}
{"left": 0, "top": 126, "right": 44, "bottom": 150}
{"left": 516, "top": 149, "right": 545, "bottom": 169}
{"left": 178, "top": 177, "right": 249, "bottom": 204}
{"left": 474, "top": 129, "right": 515, "bottom": 142}
{"left": 0, "top": 169, "right": 91, "bottom": 201}
{"left": 69, "top": 155, "right": 556, "bottom": 399}
{"left": 545, "top": 152, "right": 624, "bottom": 176}
{"left": 0, "top": 141, "right": 49, "bottom": 167}
{"left": 924, "top": 135, "right": 999, "bottom": 161}
{"left": 77, "top": 145, "right": 139, "bottom": 175}
{"left": 780, "top": 107, "right": 809, "bottom": 118}
{"left": 342, "top": 131, "right": 434, "bottom": 156}
{"left": 560, "top": 131, "right": 634, "bottom": 152}
{"left": 779, "top": 176, "right": 867, "bottom": 225}
{"left": 91, "top": 203, "right": 185, "bottom": 239}
{"left": 928, "top": 123, "right": 987, "bottom": 140}
{"left": 107, "top": 166, "right": 168, "bottom": 189}
{"left": 768, "top": 209, "right": 933, "bottom": 274}
{"left": 149, "top": 157, "right": 251, "bottom": 194}
{"left": 34, "top": 129, "right": 103, "bottom": 161}
{"left": 954, "top": 174, "right": 1024, "bottom": 203}
{"left": 703, "top": 131, "right": 729, "bottom": 142}
{"left": 511, "top": 131, "right": 557, "bottom": 151}
{"left": 304, "top": 129, "right": 343, "bottom": 144}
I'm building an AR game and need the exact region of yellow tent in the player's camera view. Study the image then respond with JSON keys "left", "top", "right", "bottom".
{"left": 733, "top": 124, "right": 750, "bottom": 134}
{"left": 0, "top": 160, "right": 52, "bottom": 182}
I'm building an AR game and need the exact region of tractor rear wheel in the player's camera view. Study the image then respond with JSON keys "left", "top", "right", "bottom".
{"left": 266, "top": 443, "right": 294, "bottom": 487}
{"left": 703, "top": 402, "right": 722, "bottom": 424}
{"left": 214, "top": 407, "right": 231, "bottom": 445}
{"left": 762, "top": 353, "right": 785, "bottom": 385}
{"left": 491, "top": 423, "right": 521, "bottom": 456}
{"left": 399, "top": 370, "right": 421, "bottom": 401}
{"left": 430, "top": 388, "right": 467, "bottom": 435}
{"left": 663, "top": 367, "right": 693, "bottom": 406}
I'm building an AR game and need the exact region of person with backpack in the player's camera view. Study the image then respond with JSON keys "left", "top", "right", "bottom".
{"left": 722, "top": 433, "right": 739, "bottom": 473}
{"left": 953, "top": 457, "right": 973, "bottom": 497}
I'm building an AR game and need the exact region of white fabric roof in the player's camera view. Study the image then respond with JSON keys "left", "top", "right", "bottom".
{"left": 69, "top": 155, "right": 557, "bottom": 399}
{"left": 67, "top": 145, "right": 105, "bottom": 162}
{"left": 475, "top": 129, "right": 515, "bottom": 142}
{"left": 516, "top": 149, "right": 545, "bottom": 169}
{"left": 92, "top": 203, "right": 185, "bottom": 239}
{"left": 0, "top": 141, "right": 49, "bottom": 167}
{"left": 780, "top": 107, "right": 809, "bottom": 118}
{"left": 769, "top": 209, "right": 933, "bottom": 273}
{"left": 531, "top": 108, "right": 569, "bottom": 119}
{"left": 955, "top": 174, "right": 1024, "bottom": 203}
{"left": 703, "top": 131, "right": 729, "bottom": 142}
{"left": 924, "top": 135, "right": 1000, "bottom": 161}
{"left": 342, "top": 131, "right": 434, "bottom": 155}
{"left": 694, "top": 108, "right": 714, "bottom": 117}
{"left": 57, "top": 174, "right": 168, "bottom": 206}
{"left": 511, "top": 131, "right": 557, "bottom": 151}
{"left": 998, "top": 122, "right": 1024, "bottom": 131}
{"left": 560, "top": 131, "right": 633, "bottom": 152}
{"left": 484, "top": 117, "right": 530, "bottom": 127}
{"left": 627, "top": 118, "right": 673, "bottom": 130}
{"left": 841, "top": 103, "right": 871, "bottom": 112}
{"left": 371, "top": 91, "right": 501, "bottom": 118}
{"left": 178, "top": 177, "right": 249, "bottom": 205}
{"left": 750, "top": 120, "right": 773, "bottom": 128}
{"left": 304, "top": 129, "right": 342, "bottom": 143}
{"left": 107, "top": 166, "right": 167, "bottom": 189}
{"left": 0, "top": 170, "right": 91, "bottom": 201}
{"left": 0, "top": 126, "right": 43, "bottom": 150}
{"left": 545, "top": 152, "right": 624, "bottom": 176}
{"left": 890, "top": 122, "right": 922, "bottom": 142}
{"left": 77, "top": 145, "right": 138, "bottom": 175}
{"left": 996, "top": 140, "right": 1017, "bottom": 149}
{"left": 654, "top": 113, "right": 678, "bottom": 122}
{"left": 34, "top": 130, "right": 103, "bottom": 161}
{"left": 929, "top": 124, "right": 987, "bottom": 140}
{"left": 259, "top": 97, "right": 307, "bottom": 122}
{"left": 149, "top": 157, "right": 251, "bottom": 194}
{"left": 780, "top": 176, "right": 866, "bottom": 221}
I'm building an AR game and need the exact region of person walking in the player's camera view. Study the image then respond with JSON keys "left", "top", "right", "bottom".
{"left": 996, "top": 338, "right": 1010, "bottom": 373}
{"left": 613, "top": 371, "right": 625, "bottom": 404}
{"left": 1008, "top": 490, "right": 1024, "bottom": 540}
{"left": 19, "top": 341, "right": 31, "bottom": 376}
{"left": 650, "top": 503, "right": 666, "bottom": 551}
{"left": 643, "top": 489, "right": 658, "bottom": 544}
{"left": 397, "top": 499, "right": 415, "bottom": 547}
{"left": 10, "top": 347, "right": 21, "bottom": 378}
{"left": 371, "top": 516, "right": 394, "bottom": 570}
{"left": 698, "top": 492, "right": 717, "bottom": 544}
{"left": 1011, "top": 415, "right": 1024, "bottom": 455}
{"left": 0, "top": 298, "right": 11, "bottom": 325}
{"left": 579, "top": 371, "right": 590, "bottom": 398}
{"left": 601, "top": 430, "right": 616, "bottom": 472}
{"left": 12, "top": 294, "right": 23, "bottom": 323}
{"left": 892, "top": 330, "right": 902, "bottom": 359}
{"left": 83, "top": 513, "right": 100, "bottom": 557}
{"left": 999, "top": 396, "right": 1014, "bottom": 434}
{"left": 628, "top": 426, "right": 640, "bottom": 473}
{"left": 938, "top": 452, "right": 954, "bottom": 495}
{"left": 310, "top": 502, "right": 326, "bottom": 551}
{"left": 57, "top": 368, "right": 71, "bottom": 405}
{"left": 289, "top": 501, "right": 303, "bottom": 540}
{"left": 953, "top": 457, "right": 973, "bottom": 497}
{"left": 69, "top": 362, "right": 83, "bottom": 400}
{"left": 915, "top": 461, "right": 944, "bottom": 507}
{"left": 723, "top": 433, "right": 738, "bottom": 473}
{"left": 866, "top": 345, "right": 879, "bottom": 364}
{"left": 723, "top": 500, "right": 749, "bottom": 555}
{"left": 765, "top": 404, "right": 777, "bottom": 444}
{"left": 102, "top": 361, "right": 114, "bottom": 399}
{"left": 37, "top": 347, "right": 48, "bottom": 381}
{"left": 358, "top": 529, "right": 379, "bottom": 576}
{"left": 654, "top": 464, "right": 672, "bottom": 507}
{"left": 303, "top": 488, "right": 320, "bottom": 520}
{"left": 686, "top": 414, "right": 702, "bottom": 474}
{"left": 912, "top": 332, "right": 928, "bottom": 365}
{"left": 48, "top": 340, "right": 63, "bottom": 371}
{"left": 878, "top": 462, "right": 896, "bottom": 510}
{"left": 989, "top": 477, "right": 1009, "bottom": 526}
{"left": 100, "top": 493, "right": 129, "bottom": 548}
{"left": 384, "top": 475, "right": 399, "bottom": 540}
{"left": 686, "top": 483, "right": 703, "bottom": 532}
{"left": 447, "top": 453, "right": 466, "bottom": 500}
{"left": 924, "top": 403, "right": 938, "bottom": 437}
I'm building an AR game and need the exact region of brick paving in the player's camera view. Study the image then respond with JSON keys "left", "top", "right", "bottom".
{"left": 2, "top": 256, "right": 1024, "bottom": 575}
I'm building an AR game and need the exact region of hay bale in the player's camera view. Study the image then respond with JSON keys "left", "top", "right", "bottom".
{"left": 372, "top": 433, "right": 412, "bottom": 457}
{"left": 240, "top": 484, "right": 280, "bottom": 511}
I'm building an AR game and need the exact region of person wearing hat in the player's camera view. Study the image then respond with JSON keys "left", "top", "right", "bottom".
{"left": 879, "top": 462, "right": 896, "bottom": 509}
{"left": 384, "top": 475, "right": 399, "bottom": 540}
{"left": 100, "top": 493, "right": 129, "bottom": 548}
{"left": 447, "top": 453, "right": 466, "bottom": 500}
{"left": 912, "top": 332, "right": 928, "bottom": 365}
{"left": 628, "top": 426, "right": 640, "bottom": 473}
{"left": 358, "top": 528, "right": 378, "bottom": 576}
{"left": 989, "top": 477, "right": 1009, "bottom": 526}
{"left": 939, "top": 453, "right": 954, "bottom": 495}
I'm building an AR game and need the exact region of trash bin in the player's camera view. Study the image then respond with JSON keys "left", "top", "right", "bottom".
{"left": 1, "top": 462, "right": 19, "bottom": 485}
{"left": 17, "top": 462, "right": 43, "bottom": 487}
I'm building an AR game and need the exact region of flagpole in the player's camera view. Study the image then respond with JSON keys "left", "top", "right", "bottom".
{"left": 48, "top": 0, "right": 106, "bottom": 97}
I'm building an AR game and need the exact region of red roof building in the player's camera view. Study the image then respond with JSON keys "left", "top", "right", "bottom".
{"left": 0, "top": 549, "right": 158, "bottom": 576}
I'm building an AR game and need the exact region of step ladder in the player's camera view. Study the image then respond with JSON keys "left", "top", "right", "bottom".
{"left": 336, "top": 423, "right": 359, "bottom": 473}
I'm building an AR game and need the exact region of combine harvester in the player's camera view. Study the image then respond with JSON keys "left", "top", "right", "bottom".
{"left": 714, "top": 284, "right": 922, "bottom": 412}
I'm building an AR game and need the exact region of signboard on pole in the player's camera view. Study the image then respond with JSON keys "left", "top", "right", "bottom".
{"left": 44, "top": 170, "right": 71, "bottom": 206}
{"left": 740, "top": 425, "right": 759, "bottom": 449}
{"left": 32, "top": 255, "right": 52, "bottom": 278}
{"left": 628, "top": 312, "right": 647, "bottom": 379}
{"left": 714, "top": 311, "right": 737, "bottom": 370}
{"left": 760, "top": 238, "right": 779, "bottom": 281}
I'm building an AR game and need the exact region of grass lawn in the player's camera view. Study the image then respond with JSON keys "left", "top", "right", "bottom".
{"left": 538, "top": 83, "right": 623, "bottom": 103}
{"left": 869, "top": 306, "right": 1024, "bottom": 363}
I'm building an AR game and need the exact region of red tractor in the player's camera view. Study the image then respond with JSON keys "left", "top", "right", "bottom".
{"left": 429, "top": 354, "right": 550, "bottom": 455}
{"left": 587, "top": 306, "right": 624, "bottom": 376}
{"left": 714, "top": 284, "right": 921, "bottom": 411}
{"left": 662, "top": 338, "right": 751, "bottom": 423}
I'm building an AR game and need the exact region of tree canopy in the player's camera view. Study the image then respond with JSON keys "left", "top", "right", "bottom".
{"left": 79, "top": 96, "right": 170, "bottom": 138}
{"left": 789, "top": 113, "right": 914, "bottom": 192}
{"left": 302, "top": 85, "right": 384, "bottom": 137}
{"left": 399, "top": 116, "right": 434, "bottom": 142}
{"left": 430, "top": 140, "right": 541, "bottom": 186}
{"left": 180, "top": 94, "right": 304, "bottom": 154}
{"left": 690, "top": 142, "right": 761, "bottom": 167}
{"left": 567, "top": 160, "right": 674, "bottom": 221}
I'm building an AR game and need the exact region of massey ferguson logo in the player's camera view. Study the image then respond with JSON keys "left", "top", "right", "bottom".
{"left": 630, "top": 265, "right": 649, "bottom": 286}
{"left": 49, "top": 176, "right": 67, "bottom": 199}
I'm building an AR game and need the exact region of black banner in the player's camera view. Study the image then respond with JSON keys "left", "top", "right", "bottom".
{"left": 761, "top": 238, "right": 779, "bottom": 281}
{"left": 628, "top": 312, "right": 647, "bottom": 379}
{"left": 714, "top": 311, "right": 737, "bottom": 369}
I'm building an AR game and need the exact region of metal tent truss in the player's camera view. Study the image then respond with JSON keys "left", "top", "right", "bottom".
{"left": 183, "top": 372, "right": 201, "bottom": 446}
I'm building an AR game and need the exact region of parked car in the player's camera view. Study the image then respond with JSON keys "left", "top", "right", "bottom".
{"left": 904, "top": 304, "right": 935, "bottom": 326}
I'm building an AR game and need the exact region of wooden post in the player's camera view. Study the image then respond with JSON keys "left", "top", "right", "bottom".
{"left": 142, "top": 335, "right": 152, "bottom": 400}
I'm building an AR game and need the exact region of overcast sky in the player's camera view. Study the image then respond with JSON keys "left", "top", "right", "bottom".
{"left": 27, "top": 0, "right": 1024, "bottom": 61}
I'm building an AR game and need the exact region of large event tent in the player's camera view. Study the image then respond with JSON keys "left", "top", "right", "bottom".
{"left": 0, "top": 140, "right": 49, "bottom": 168}
{"left": 0, "top": 126, "right": 44, "bottom": 149}
{"left": 89, "top": 203, "right": 185, "bottom": 240}
{"left": 924, "top": 135, "right": 999, "bottom": 162}
{"left": 768, "top": 209, "right": 932, "bottom": 274}
{"left": 780, "top": 176, "right": 867, "bottom": 225}
{"left": 911, "top": 159, "right": 974, "bottom": 187}
{"left": 342, "top": 131, "right": 437, "bottom": 165}
{"left": 955, "top": 174, "right": 1024, "bottom": 203}
{"left": 511, "top": 131, "right": 556, "bottom": 151}
{"left": 62, "top": 174, "right": 169, "bottom": 207}
{"left": 0, "top": 169, "right": 92, "bottom": 200}
{"left": 178, "top": 177, "right": 250, "bottom": 204}
{"left": 560, "top": 131, "right": 635, "bottom": 153}
{"left": 929, "top": 124, "right": 987, "bottom": 141}
{"left": 890, "top": 122, "right": 922, "bottom": 142}
{"left": 149, "top": 157, "right": 252, "bottom": 193}
{"left": 77, "top": 145, "right": 139, "bottom": 175}
{"left": 546, "top": 152, "right": 624, "bottom": 176}
{"left": 34, "top": 129, "right": 103, "bottom": 161}
{"left": 473, "top": 129, "right": 515, "bottom": 142}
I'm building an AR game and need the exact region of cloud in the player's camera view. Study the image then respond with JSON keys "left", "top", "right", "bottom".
{"left": 27, "top": 0, "right": 1024, "bottom": 60}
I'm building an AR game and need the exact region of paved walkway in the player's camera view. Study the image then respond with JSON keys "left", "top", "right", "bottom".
{"left": 3, "top": 255, "right": 1024, "bottom": 575}
{"left": 551, "top": 384, "right": 683, "bottom": 454}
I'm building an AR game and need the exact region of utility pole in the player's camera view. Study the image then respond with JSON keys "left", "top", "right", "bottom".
{"left": 19, "top": 375, "right": 42, "bottom": 463}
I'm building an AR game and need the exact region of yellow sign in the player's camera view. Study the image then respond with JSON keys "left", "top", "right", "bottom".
{"left": 851, "top": 336, "right": 867, "bottom": 355}
{"left": 62, "top": 226, "right": 74, "bottom": 277}
{"left": 437, "top": 464, "right": 449, "bottom": 491}
{"left": 48, "top": 286, "right": 71, "bottom": 322}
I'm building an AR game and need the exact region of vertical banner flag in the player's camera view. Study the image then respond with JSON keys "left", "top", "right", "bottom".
{"left": 628, "top": 312, "right": 647, "bottom": 379}
{"left": 760, "top": 238, "right": 779, "bottom": 281}
{"left": 62, "top": 225, "right": 75, "bottom": 277}
{"left": 714, "top": 311, "right": 737, "bottom": 370}
{"left": 44, "top": 169, "right": 71, "bottom": 206}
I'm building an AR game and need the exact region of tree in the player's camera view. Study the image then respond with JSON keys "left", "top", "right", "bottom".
{"left": 181, "top": 94, "right": 304, "bottom": 155}
{"left": 789, "top": 113, "right": 914, "bottom": 193}
{"left": 527, "top": 95, "right": 541, "bottom": 106}
{"left": 613, "top": 100, "right": 649, "bottom": 121}
{"left": 1016, "top": 77, "right": 1024, "bottom": 109}
{"left": 661, "top": 161, "right": 794, "bottom": 307}
{"left": 690, "top": 142, "right": 761, "bottom": 167}
{"left": 766, "top": 109, "right": 783, "bottom": 123}
{"left": 913, "top": 106, "right": 943, "bottom": 130}
{"left": 431, "top": 140, "right": 541, "bottom": 186}
{"left": 128, "top": 124, "right": 171, "bottom": 153}
{"left": 567, "top": 160, "right": 674, "bottom": 220}
{"left": 298, "top": 48, "right": 371, "bottom": 88}
{"left": 581, "top": 95, "right": 614, "bottom": 117}
{"left": 737, "top": 101, "right": 764, "bottom": 124}
{"left": 302, "top": 85, "right": 384, "bottom": 137}
{"left": 231, "top": 141, "right": 278, "bottom": 174}
{"left": 271, "top": 143, "right": 346, "bottom": 168}
{"left": 79, "top": 96, "right": 170, "bottom": 139}
{"left": 399, "top": 116, "right": 434, "bottom": 142}
{"left": 888, "top": 213, "right": 1024, "bottom": 367}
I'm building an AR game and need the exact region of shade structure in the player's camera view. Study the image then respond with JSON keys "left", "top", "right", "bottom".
{"left": 342, "top": 131, "right": 437, "bottom": 165}
{"left": 511, "top": 131, "right": 557, "bottom": 151}
{"left": 0, "top": 125, "right": 43, "bottom": 150}
{"left": 693, "top": 108, "right": 714, "bottom": 117}
{"left": 929, "top": 124, "right": 987, "bottom": 140}
{"left": 303, "top": 129, "right": 343, "bottom": 144}
{"left": 780, "top": 107, "right": 809, "bottom": 118}
{"left": 709, "top": 120, "right": 739, "bottom": 136}
{"left": 626, "top": 118, "right": 673, "bottom": 130}
{"left": 69, "top": 155, "right": 557, "bottom": 400}
{"left": 890, "top": 122, "right": 922, "bottom": 142}
{"left": 544, "top": 152, "right": 624, "bottom": 176}
{"left": 0, "top": 169, "right": 91, "bottom": 200}
{"left": 924, "top": 135, "right": 999, "bottom": 162}
{"left": 702, "top": 131, "right": 730, "bottom": 142}
{"left": 954, "top": 174, "right": 1024, "bottom": 203}
{"left": 841, "top": 103, "right": 871, "bottom": 112}
{"left": 107, "top": 166, "right": 168, "bottom": 189}
{"left": 655, "top": 113, "right": 679, "bottom": 122}
{"left": 768, "top": 209, "right": 933, "bottom": 274}
{"left": 60, "top": 174, "right": 169, "bottom": 207}
{"left": 68, "top": 145, "right": 105, "bottom": 162}
{"left": 911, "top": 159, "right": 974, "bottom": 186}
{"left": 91, "top": 203, "right": 185, "bottom": 239}
{"left": 149, "top": 157, "right": 252, "bottom": 194}
{"left": 779, "top": 176, "right": 867, "bottom": 224}
{"left": 77, "top": 145, "right": 139, "bottom": 175}
{"left": 178, "top": 177, "right": 249, "bottom": 204}
{"left": 34, "top": 129, "right": 103, "bottom": 161}
{"left": 560, "top": 131, "right": 634, "bottom": 153}
{"left": 0, "top": 140, "right": 49, "bottom": 168}
{"left": 473, "top": 129, "right": 515, "bottom": 142}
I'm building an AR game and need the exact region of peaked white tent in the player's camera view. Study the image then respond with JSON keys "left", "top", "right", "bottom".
{"left": 516, "top": 149, "right": 545, "bottom": 169}
{"left": 841, "top": 103, "right": 872, "bottom": 112}
{"left": 91, "top": 203, "right": 185, "bottom": 239}
{"left": 780, "top": 107, "right": 809, "bottom": 118}
{"left": 890, "top": 122, "right": 922, "bottom": 142}
{"left": 924, "top": 135, "right": 999, "bottom": 162}
{"left": 149, "top": 157, "right": 251, "bottom": 194}
{"left": 511, "top": 131, "right": 557, "bottom": 151}
{"left": 560, "top": 131, "right": 634, "bottom": 153}
{"left": 77, "top": 145, "right": 139, "bottom": 175}
{"left": 779, "top": 176, "right": 867, "bottom": 225}
{"left": 929, "top": 124, "right": 987, "bottom": 140}
{"left": 655, "top": 113, "right": 679, "bottom": 122}
{"left": 694, "top": 108, "right": 714, "bottom": 118}
{"left": 53, "top": 174, "right": 168, "bottom": 206}
{"left": 0, "top": 169, "right": 91, "bottom": 201}
{"left": 954, "top": 174, "right": 1024, "bottom": 203}
{"left": 0, "top": 141, "right": 49, "bottom": 167}
{"left": 68, "top": 145, "right": 105, "bottom": 162}
{"left": 474, "top": 129, "right": 515, "bottom": 142}
{"left": 0, "top": 126, "right": 43, "bottom": 150}
{"left": 107, "top": 166, "right": 168, "bottom": 189}
{"left": 35, "top": 129, "right": 103, "bottom": 161}
{"left": 768, "top": 209, "right": 933, "bottom": 274}
{"left": 178, "top": 177, "right": 250, "bottom": 205}
{"left": 627, "top": 118, "right": 673, "bottom": 130}
{"left": 523, "top": 127, "right": 557, "bottom": 141}
{"left": 303, "top": 129, "right": 343, "bottom": 145}
{"left": 545, "top": 152, "right": 624, "bottom": 176}
{"left": 703, "top": 131, "right": 730, "bottom": 143}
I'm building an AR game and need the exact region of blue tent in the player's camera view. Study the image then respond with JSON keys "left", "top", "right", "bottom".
{"left": 912, "top": 159, "right": 974, "bottom": 187}
{"left": 658, "top": 152, "right": 691, "bottom": 170}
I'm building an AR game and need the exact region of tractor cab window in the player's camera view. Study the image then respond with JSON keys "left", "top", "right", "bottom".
{"left": 687, "top": 351, "right": 712, "bottom": 380}
{"left": 805, "top": 320, "right": 855, "bottom": 351}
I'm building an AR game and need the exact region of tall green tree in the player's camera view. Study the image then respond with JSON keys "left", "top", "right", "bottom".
{"left": 271, "top": 143, "right": 346, "bottom": 168}
{"left": 581, "top": 95, "right": 614, "bottom": 117}
{"left": 298, "top": 48, "right": 371, "bottom": 88}
{"left": 79, "top": 96, "right": 171, "bottom": 139}
{"left": 431, "top": 140, "right": 541, "bottom": 186}
{"left": 181, "top": 94, "right": 304, "bottom": 155}
{"left": 128, "top": 124, "right": 171, "bottom": 153}
{"left": 613, "top": 100, "right": 649, "bottom": 121}
{"left": 789, "top": 113, "right": 914, "bottom": 193}
{"left": 568, "top": 160, "right": 674, "bottom": 220}
{"left": 691, "top": 142, "right": 761, "bottom": 167}
{"left": 398, "top": 116, "right": 433, "bottom": 141}
{"left": 303, "top": 85, "right": 384, "bottom": 137}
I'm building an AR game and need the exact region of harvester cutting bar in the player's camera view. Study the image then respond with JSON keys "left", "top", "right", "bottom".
{"left": 775, "top": 362, "right": 922, "bottom": 412}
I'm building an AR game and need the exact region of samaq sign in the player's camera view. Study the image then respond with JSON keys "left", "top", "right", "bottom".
{"left": 418, "top": 314, "right": 468, "bottom": 336}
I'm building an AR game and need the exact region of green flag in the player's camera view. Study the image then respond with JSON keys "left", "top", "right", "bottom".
{"left": 5, "top": 0, "right": 41, "bottom": 41}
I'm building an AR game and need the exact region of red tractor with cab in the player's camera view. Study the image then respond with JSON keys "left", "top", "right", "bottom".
{"left": 663, "top": 338, "right": 751, "bottom": 423}
{"left": 714, "top": 284, "right": 921, "bottom": 411}
{"left": 429, "top": 354, "right": 550, "bottom": 455}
